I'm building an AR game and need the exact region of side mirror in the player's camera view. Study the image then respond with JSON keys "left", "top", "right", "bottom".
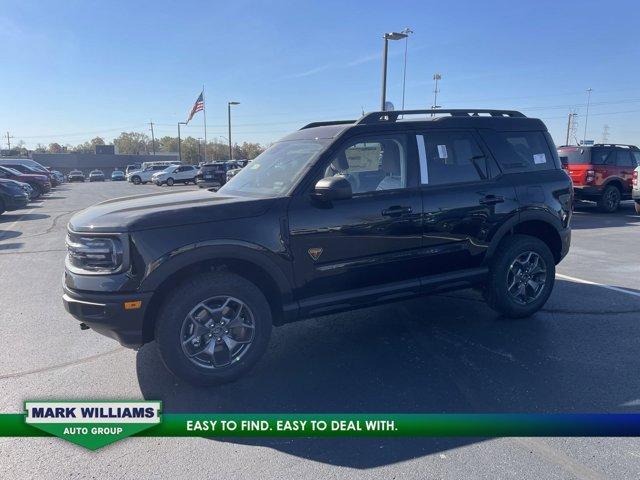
{"left": 313, "top": 176, "right": 352, "bottom": 202}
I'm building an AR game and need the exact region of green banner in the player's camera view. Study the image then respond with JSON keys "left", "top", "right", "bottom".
{"left": 2, "top": 408, "right": 640, "bottom": 450}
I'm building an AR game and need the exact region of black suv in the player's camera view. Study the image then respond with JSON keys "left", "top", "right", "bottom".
{"left": 63, "top": 109, "right": 572, "bottom": 385}
{"left": 197, "top": 161, "right": 240, "bottom": 188}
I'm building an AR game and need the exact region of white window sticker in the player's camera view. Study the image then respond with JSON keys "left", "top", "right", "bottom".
{"left": 437, "top": 145, "right": 448, "bottom": 159}
{"left": 533, "top": 153, "right": 546, "bottom": 164}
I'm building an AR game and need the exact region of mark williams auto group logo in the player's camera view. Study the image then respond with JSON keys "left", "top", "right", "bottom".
{"left": 25, "top": 401, "right": 161, "bottom": 450}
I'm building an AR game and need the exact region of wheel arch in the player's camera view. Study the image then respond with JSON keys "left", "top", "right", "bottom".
{"left": 140, "top": 243, "right": 295, "bottom": 343}
{"left": 486, "top": 211, "right": 564, "bottom": 265}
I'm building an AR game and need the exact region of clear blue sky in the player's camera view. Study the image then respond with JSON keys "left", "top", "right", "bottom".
{"left": 1, "top": 0, "right": 640, "bottom": 149}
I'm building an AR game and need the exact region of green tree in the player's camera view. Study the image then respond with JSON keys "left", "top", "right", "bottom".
{"left": 113, "top": 132, "right": 150, "bottom": 154}
{"left": 48, "top": 143, "right": 64, "bottom": 153}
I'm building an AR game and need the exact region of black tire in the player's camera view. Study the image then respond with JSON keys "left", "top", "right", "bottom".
{"left": 597, "top": 185, "right": 621, "bottom": 213}
{"left": 132, "top": 176, "right": 141, "bottom": 185}
{"left": 635, "top": 201, "right": 640, "bottom": 215}
{"left": 483, "top": 235, "right": 555, "bottom": 319}
{"left": 155, "top": 181, "right": 162, "bottom": 186}
{"left": 166, "top": 177, "right": 174, "bottom": 186}
{"left": 155, "top": 271, "right": 272, "bottom": 386}
{"left": 0, "top": 198, "right": 5, "bottom": 215}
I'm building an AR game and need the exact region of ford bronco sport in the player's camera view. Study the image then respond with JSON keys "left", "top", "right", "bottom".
{"left": 558, "top": 143, "right": 639, "bottom": 212}
{"left": 63, "top": 109, "right": 572, "bottom": 386}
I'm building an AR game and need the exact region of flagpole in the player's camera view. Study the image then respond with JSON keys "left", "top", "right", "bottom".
{"left": 202, "top": 85, "right": 207, "bottom": 163}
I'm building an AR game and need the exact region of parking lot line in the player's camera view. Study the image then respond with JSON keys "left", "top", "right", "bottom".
{"left": 557, "top": 273, "right": 640, "bottom": 299}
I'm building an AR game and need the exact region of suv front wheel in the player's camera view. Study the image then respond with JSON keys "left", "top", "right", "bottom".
{"left": 155, "top": 271, "right": 272, "bottom": 386}
{"left": 483, "top": 235, "right": 555, "bottom": 318}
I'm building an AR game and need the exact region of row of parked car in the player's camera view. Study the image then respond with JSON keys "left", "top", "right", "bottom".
{"left": 0, "top": 158, "right": 63, "bottom": 215}
{"left": 67, "top": 169, "right": 127, "bottom": 182}
{"left": 125, "top": 160, "right": 248, "bottom": 188}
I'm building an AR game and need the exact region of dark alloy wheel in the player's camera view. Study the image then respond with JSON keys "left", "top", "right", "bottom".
{"left": 155, "top": 271, "right": 272, "bottom": 386}
{"left": 166, "top": 177, "right": 174, "bottom": 186}
{"left": 598, "top": 185, "right": 621, "bottom": 213}
{"left": 132, "top": 176, "right": 141, "bottom": 185}
{"left": 483, "top": 235, "right": 555, "bottom": 318}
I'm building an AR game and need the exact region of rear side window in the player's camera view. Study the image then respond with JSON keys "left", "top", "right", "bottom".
{"left": 482, "top": 130, "right": 557, "bottom": 172}
{"left": 417, "top": 130, "right": 488, "bottom": 186}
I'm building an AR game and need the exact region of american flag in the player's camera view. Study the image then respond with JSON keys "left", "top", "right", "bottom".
{"left": 186, "top": 91, "right": 204, "bottom": 124}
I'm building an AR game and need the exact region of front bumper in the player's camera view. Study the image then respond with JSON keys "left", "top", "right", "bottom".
{"left": 62, "top": 284, "right": 153, "bottom": 348}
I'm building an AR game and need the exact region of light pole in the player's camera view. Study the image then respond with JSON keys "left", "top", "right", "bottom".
{"left": 380, "top": 31, "right": 408, "bottom": 111}
{"left": 400, "top": 27, "right": 413, "bottom": 110}
{"left": 228, "top": 101, "right": 240, "bottom": 160}
{"left": 177, "top": 121, "right": 186, "bottom": 163}
{"left": 583, "top": 88, "right": 593, "bottom": 145}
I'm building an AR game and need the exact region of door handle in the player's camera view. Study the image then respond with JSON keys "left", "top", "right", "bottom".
{"left": 382, "top": 206, "right": 412, "bottom": 217}
{"left": 479, "top": 194, "right": 505, "bottom": 206}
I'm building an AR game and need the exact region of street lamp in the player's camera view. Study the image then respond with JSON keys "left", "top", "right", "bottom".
{"left": 177, "top": 122, "right": 186, "bottom": 163}
{"left": 400, "top": 27, "right": 413, "bottom": 110}
{"left": 228, "top": 101, "right": 240, "bottom": 160}
{"left": 381, "top": 31, "right": 408, "bottom": 111}
{"left": 583, "top": 88, "right": 593, "bottom": 145}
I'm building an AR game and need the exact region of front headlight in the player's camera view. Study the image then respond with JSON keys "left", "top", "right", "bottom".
{"left": 66, "top": 231, "right": 128, "bottom": 274}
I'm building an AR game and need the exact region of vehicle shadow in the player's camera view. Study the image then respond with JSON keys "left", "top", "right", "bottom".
{"left": 0, "top": 230, "right": 22, "bottom": 241}
{"left": 135, "top": 278, "right": 640, "bottom": 467}
{"left": 572, "top": 201, "right": 639, "bottom": 230}
{"left": 0, "top": 213, "right": 49, "bottom": 222}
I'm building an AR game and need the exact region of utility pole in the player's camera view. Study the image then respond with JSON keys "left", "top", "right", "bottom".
{"left": 565, "top": 112, "right": 577, "bottom": 145}
{"left": 583, "top": 88, "right": 593, "bottom": 145}
{"left": 197, "top": 137, "right": 202, "bottom": 163}
{"left": 5, "top": 131, "right": 13, "bottom": 153}
{"left": 178, "top": 122, "right": 186, "bottom": 163}
{"left": 148, "top": 120, "right": 156, "bottom": 155}
{"left": 432, "top": 73, "right": 441, "bottom": 109}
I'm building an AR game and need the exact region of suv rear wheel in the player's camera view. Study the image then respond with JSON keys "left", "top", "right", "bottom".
{"left": 155, "top": 271, "right": 272, "bottom": 386}
{"left": 484, "top": 235, "right": 555, "bottom": 318}
{"left": 597, "top": 185, "right": 621, "bottom": 213}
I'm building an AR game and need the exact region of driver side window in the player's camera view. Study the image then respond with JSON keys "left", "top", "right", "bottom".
{"left": 326, "top": 135, "right": 408, "bottom": 194}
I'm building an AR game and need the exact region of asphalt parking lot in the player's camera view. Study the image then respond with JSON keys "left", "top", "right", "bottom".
{"left": 1, "top": 181, "right": 640, "bottom": 479}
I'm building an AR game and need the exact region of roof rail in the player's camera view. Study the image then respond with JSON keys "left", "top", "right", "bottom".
{"left": 592, "top": 143, "right": 639, "bottom": 149}
{"left": 357, "top": 109, "right": 526, "bottom": 124}
{"left": 300, "top": 120, "right": 356, "bottom": 130}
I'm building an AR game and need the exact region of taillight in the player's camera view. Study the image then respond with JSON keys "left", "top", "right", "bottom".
{"left": 585, "top": 169, "right": 595, "bottom": 184}
{"left": 634, "top": 170, "right": 638, "bottom": 187}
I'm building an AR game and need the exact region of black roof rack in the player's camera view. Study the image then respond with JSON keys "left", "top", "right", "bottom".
{"left": 357, "top": 109, "right": 526, "bottom": 124}
{"left": 592, "top": 143, "right": 639, "bottom": 149}
{"left": 300, "top": 120, "right": 356, "bottom": 130}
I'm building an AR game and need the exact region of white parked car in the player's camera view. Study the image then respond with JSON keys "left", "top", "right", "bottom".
{"left": 127, "top": 164, "right": 171, "bottom": 185}
{"left": 152, "top": 164, "right": 198, "bottom": 186}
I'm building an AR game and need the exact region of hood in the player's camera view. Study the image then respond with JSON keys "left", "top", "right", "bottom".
{"left": 68, "top": 189, "right": 276, "bottom": 233}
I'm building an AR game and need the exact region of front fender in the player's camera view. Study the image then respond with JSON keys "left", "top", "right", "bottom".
{"left": 139, "top": 239, "right": 294, "bottom": 303}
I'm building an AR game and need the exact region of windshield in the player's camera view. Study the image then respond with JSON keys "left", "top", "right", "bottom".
{"left": 219, "top": 139, "right": 327, "bottom": 196}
